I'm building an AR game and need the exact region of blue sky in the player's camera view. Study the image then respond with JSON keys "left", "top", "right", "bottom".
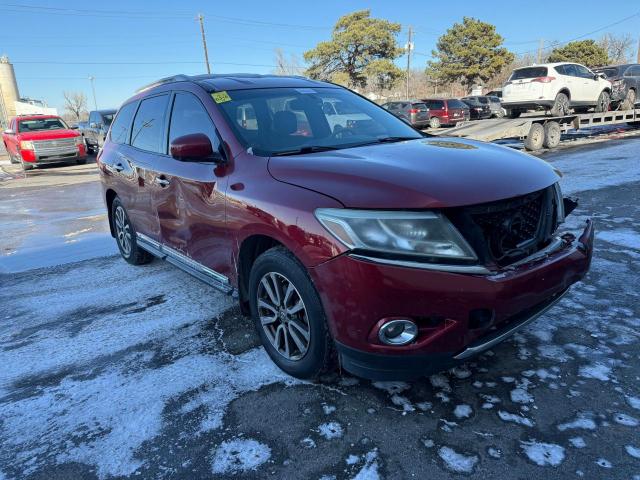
{"left": 1, "top": 0, "right": 638, "bottom": 112}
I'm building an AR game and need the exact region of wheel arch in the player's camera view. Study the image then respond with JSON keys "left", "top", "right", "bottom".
{"left": 237, "top": 234, "right": 285, "bottom": 315}
{"left": 557, "top": 88, "right": 571, "bottom": 100}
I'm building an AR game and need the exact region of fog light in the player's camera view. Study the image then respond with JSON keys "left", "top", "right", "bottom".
{"left": 378, "top": 319, "right": 418, "bottom": 346}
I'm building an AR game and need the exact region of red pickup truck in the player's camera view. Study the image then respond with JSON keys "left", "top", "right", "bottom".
{"left": 2, "top": 114, "right": 87, "bottom": 170}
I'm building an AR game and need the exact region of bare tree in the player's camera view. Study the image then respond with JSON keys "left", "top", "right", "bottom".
{"left": 273, "top": 48, "right": 303, "bottom": 76}
{"left": 599, "top": 34, "right": 634, "bottom": 64}
{"left": 63, "top": 91, "right": 88, "bottom": 120}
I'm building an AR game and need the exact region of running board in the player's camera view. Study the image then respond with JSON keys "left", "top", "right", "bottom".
{"left": 136, "top": 233, "right": 234, "bottom": 295}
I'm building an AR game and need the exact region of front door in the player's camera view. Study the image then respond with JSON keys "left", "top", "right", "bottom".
{"left": 151, "top": 91, "right": 230, "bottom": 278}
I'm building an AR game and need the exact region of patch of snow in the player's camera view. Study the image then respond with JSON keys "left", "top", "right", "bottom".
{"left": 626, "top": 396, "right": 640, "bottom": 410}
{"left": 421, "top": 438, "right": 435, "bottom": 448}
{"left": 437, "top": 446, "right": 478, "bottom": 474}
{"left": 558, "top": 414, "right": 597, "bottom": 431}
{"left": 625, "top": 445, "right": 640, "bottom": 459}
{"left": 346, "top": 454, "right": 359, "bottom": 465}
{"left": 595, "top": 458, "right": 612, "bottom": 468}
{"left": 487, "top": 447, "right": 502, "bottom": 459}
{"left": 597, "top": 229, "right": 640, "bottom": 250}
{"left": 322, "top": 403, "right": 337, "bottom": 415}
{"left": 511, "top": 388, "right": 534, "bottom": 404}
{"left": 352, "top": 450, "right": 380, "bottom": 480}
{"left": 430, "top": 374, "right": 451, "bottom": 392}
{"left": 613, "top": 413, "right": 639, "bottom": 427}
{"left": 300, "top": 438, "right": 316, "bottom": 449}
{"left": 390, "top": 394, "right": 415, "bottom": 412}
{"left": 520, "top": 440, "right": 565, "bottom": 467}
{"left": 453, "top": 404, "right": 472, "bottom": 419}
{"left": 578, "top": 363, "right": 612, "bottom": 381}
{"left": 498, "top": 410, "right": 534, "bottom": 427}
{"left": 318, "top": 422, "right": 343, "bottom": 440}
{"left": 451, "top": 365, "right": 471, "bottom": 379}
{"left": 372, "top": 381, "right": 410, "bottom": 394}
{"left": 569, "top": 437, "right": 586, "bottom": 448}
{"left": 211, "top": 438, "right": 271, "bottom": 474}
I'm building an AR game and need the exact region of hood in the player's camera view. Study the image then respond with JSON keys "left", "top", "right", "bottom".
{"left": 18, "top": 130, "right": 80, "bottom": 141}
{"left": 268, "top": 138, "right": 560, "bottom": 209}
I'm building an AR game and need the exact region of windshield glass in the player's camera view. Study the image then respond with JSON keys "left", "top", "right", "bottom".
{"left": 214, "top": 87, "right": 423, "bottom": 156}
{"left": 510, "top": 67, "right": 548, "bottom": 80}
{"left": 18, "top": 117, "right": 68, "bottom": 132}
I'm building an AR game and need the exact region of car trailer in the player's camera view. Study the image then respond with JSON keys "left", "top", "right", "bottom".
{"left": 439, "top": 108, "right": 640, "bottom": 151}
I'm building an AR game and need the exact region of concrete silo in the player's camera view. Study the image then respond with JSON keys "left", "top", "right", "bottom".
{"left": 0, "top": 55, "right": 20, "bottom": 127}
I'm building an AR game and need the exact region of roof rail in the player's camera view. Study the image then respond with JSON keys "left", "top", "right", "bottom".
{"left": 135, "top": 74, "right": 190, "bottom": 93}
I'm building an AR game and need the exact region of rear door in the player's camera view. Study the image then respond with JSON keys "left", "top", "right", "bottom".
{"left": 411, "top": 102, "right": 429, "bottom": 123}
{"left": 151, "top": 90, "right": 230, "bottom": 276}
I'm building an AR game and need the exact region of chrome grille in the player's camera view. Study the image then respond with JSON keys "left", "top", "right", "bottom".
{"left": 33, "top": 138, "right": 77, "bottom": 155}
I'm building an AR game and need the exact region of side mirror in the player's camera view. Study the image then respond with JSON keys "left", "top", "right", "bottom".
{"left": 3, "top": 128, "right": 15, "bottom": 135}
{"left": 170, "top": 133, "right": 224, "bottom": 163}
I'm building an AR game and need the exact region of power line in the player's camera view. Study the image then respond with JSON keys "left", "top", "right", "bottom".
{"left": 11, "top": 60, "right": 279, "bottom": 67}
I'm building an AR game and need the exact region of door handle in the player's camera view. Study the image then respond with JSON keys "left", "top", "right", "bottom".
{"left": 154, "top": 176, "right": 170, "bottom": 187}
{"left": 113, "top": 163, "right": 125, "bottom": 172}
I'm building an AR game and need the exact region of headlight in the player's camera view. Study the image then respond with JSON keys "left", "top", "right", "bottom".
{"left": 315, "top": 209, "right": 477, "bottom": 260}
{"left": 553, "top": 182, "right": 565, "bottom": 224}
{"left": 19, "top": 140, "right": 34, "bottom": 150}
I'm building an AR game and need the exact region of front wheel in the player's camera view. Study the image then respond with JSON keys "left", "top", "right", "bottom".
{"left": 595, "top": 91, "right": 611, "bottom": 113}
{"left": 550, "top": 93, "right": 570, "bottom": 116}
{"left": 111, "top": 197, "right": 153, "bottom": 265}
{"left": 249, "top": 247, "right": 334, "bottom": 380}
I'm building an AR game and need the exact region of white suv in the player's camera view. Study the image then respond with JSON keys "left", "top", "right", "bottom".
{"left": 502, "top": 63, "right": 612, "bottom": 118}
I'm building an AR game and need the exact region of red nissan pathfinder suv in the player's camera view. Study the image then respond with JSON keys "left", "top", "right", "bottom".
{"left": 2, "top": 114, "right": 87, "bottom": 170}
{"left": 98, "top": 74, "right": 593, "bottom": 381}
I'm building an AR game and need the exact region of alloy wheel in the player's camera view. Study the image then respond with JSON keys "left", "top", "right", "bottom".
{"left": 114, "top": 205, "right": 132, "bottom": 257}
{"left": 257, "top": 272, "right": 310, "bottom": 361}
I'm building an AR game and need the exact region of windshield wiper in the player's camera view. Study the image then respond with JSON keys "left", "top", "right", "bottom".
{"left": 346, "top": 136, "right": 421, "bottom": 148}
{"left": 271, "top": 145, "right": 343, "bottom": 156}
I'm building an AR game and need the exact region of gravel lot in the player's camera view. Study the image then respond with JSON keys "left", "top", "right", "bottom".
{"left": 1, "top": 140, "right": 639, "bottom": 480}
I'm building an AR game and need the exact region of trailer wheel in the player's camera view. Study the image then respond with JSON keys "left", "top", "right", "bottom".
{"left": 543, "top": 121, "right": 561, "bottom": 149}
{"left": 524, "top": 123, "right": 545, "bottom": 151}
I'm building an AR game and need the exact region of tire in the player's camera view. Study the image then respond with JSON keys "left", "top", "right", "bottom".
{"left": 249, "top": 246, "right": 335, "bottom": 380}
{"left": 524, "top": 123, "right": 545, "bottom": 151}
{"left": 550, "top": 92, "right": 570, "bottom": 116}
{"left": 494, "top": 109, "right": 505, "bottom": 118}
{"left": 111, "top": 197, "right": 154, "bottom": 265}
{"left": 620, "top": 88, "right": 636, "bottom": 111}
{"left": 76, "top": 158, "right": 87, "bottom": 165}
{"left": 507, "top": 109, "right": 521, "bottom": 119}
{"left": 429, "top": 116, "right": 441, "bottom": 129}
{"left": 543, "top": 121, "right": 561, "bottom": 149}
{"left": 595, "top": 90, "right": 610, "bottom": 113}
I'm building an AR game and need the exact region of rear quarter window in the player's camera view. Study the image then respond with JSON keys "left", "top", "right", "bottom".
{"left": 510, "top": 67, "right": 548, "bottom": 80}
{"left": 447, "top": 100, "right": 468, "bottom": 109}
{"left": 426, "top": 100, "right": 445, "bottom": 110}
{"left": 109, "top": 101, "right": 138, "bottom": 145}
{"left": 130, "top": 95, "right": 169, "bottom": 153}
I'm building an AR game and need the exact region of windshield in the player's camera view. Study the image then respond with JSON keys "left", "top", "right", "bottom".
{"left": 214, "top": 87, "right": 423, "bottom": 156}
{"left": 18, "top": 117, "right": 68, "bottom": 132}
{"left": 510, "top": 67, "right": 548, "bottom": 80}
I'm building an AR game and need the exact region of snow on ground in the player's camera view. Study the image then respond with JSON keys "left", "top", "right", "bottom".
{"left": 317, "top": 422, "right": 344, "bottom": 440}
{"left": 520, "top": 441, "right": 565, "bottom": 467}
{"left": 210, "top": 438, "right": 272, "bottom": 474}
{"left": 438, "top": 446, "right": 478, "bottom": 474}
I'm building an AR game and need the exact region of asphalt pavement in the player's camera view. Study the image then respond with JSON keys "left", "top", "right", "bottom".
{"left": 0, "top": 141, "right": 639, "bottom": 480}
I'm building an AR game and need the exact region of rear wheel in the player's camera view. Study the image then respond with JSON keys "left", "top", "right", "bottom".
{"left": 524, "top": 123, "right": 545, "bottom": 151}
{"left": 595, "top": 90, "right": 611, "bottom": 113}
{"left": 550, "top": 93, "right": 570, "bottom": 116}
{"left": 543, "top": 121, "right": 561, "bottom": 149}
{"left": 111, "top": 197, "right": 153, "bottom": 265}
{"left": 249, "top": 247, "right": 334, "bottom": 380}
{"left": 429, "top": 116, "right": 441, "bottom": 129}
{"left": 620, "top": 88, "right": 636, "bottom": 111}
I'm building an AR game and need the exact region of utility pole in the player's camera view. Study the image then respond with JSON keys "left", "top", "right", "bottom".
{"left": 198, "top": 14, "right": 211, "bottom": 74}
{"left": 536, "top": 39, "right": 544, "bottom": 64}
{"left": 405, "top": 26, "right": 413, "bottom": 100}
{"left": 637, "top": 37, "right": 640, "bottom": 63}
{"left": 88, "top": 75, "right": 97, "bottom": 110}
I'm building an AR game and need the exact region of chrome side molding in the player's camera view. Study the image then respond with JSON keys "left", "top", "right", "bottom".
{"left": 136, "top": 233, "right": 233, "bottom": 294}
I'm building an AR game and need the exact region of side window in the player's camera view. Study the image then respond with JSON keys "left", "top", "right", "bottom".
{"left": 563, "top": 64, "right": 578, "bottom": 77}
{"left": 169, "top": 92, "right": 220, "bottom": 149}
{"left": 554, "top": 65, "right": 566, "bottom": 75}
{"left": 109, "top": 102, "right": 138, "bottom": 145}
{"left": 627, "top": 66, "right": 640, "bottom": 77}
{"left": 131, "top": 95, "right": 169, "bottom": 153}
{"left": 575, "top": 65, "right": 594, "bottom": 79}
